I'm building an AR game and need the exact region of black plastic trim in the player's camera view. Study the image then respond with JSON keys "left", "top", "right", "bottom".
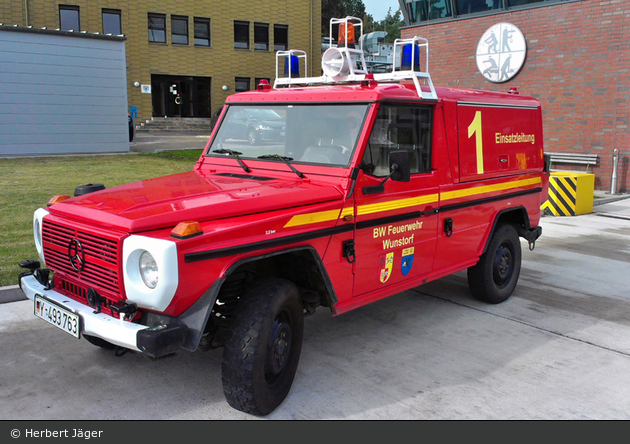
{"left": 170, "top": 230, "right": 204, "bottom": 240}
{"left": 137, "top": 325, "right": 188, "bottom": 358}
{"left": 356, "top": 211, "right": 426, "bottom": 230}
{"left": 185, "top": 224, "right": 353, "bottom": 263}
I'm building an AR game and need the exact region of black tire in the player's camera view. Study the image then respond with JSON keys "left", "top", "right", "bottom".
{"left": 83, "top": 334, "right": 117, "bottom": 350}
{"left": 467, "top": 224, "right": 522, "bottom": 304}
{"left": 222, "top": 278, "right": 304, "bottom": 415}
{"left": 248, "top": 127, "right": 260, "bottom": 146}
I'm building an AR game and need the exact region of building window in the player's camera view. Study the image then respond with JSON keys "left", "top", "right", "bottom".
{"left": 171, "top": 16, "right": 189, "bottom": 45}
{"left": 406, "top": 0, "right": 453, "bottom": 22}
{"left": 102, "top": 9, "right": 122, "bottom": 35}
{"left": 405, "top": 0, "right": 561, "bottom": 25}
{"left": 59, "top": 5, "right": 80, "bottom": 31}
{"left": 194, "top": 17, "right": 211, "bottom": 46}
{"left": 274, "top": 24, "right": 288, "bottom": 51}
{"left": 235, "top": 77, "right": 251, "bottom": 92}
{"left": 254, "top": 23, "right": 269, "bottom": 51}
{"left": 234, "top": 21, "right": 249, "bottom": 49}
{"left": 456, "top": 0, "right": 503, "bottom": 15}
{"left": 148, "top": 13, "right": 166, "bottom": 43}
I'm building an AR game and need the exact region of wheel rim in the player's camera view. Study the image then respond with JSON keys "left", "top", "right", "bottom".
{"left": 248, "top": 129, "right": 256, "bottom": 145}
{"left": 265, "top": 310, "right": 293, "bottom": 384}
{"left": 493, "top": 242, "right": 514, "bottom": 288}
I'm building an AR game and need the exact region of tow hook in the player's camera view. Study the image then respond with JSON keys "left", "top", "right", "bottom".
{"left": 516, "top": 226, "right": 543, "bottom": 251}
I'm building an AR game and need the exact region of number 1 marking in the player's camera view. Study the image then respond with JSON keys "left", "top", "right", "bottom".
{"left": 468, "top": 111, "right": 484, "bottom": 174}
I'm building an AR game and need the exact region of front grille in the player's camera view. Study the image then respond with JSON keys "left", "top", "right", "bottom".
{"left": 59, "top": 277, "right": 88, "bottom": 302}
{"left": 43, "top": 219, "right": 123, "bottom": 298}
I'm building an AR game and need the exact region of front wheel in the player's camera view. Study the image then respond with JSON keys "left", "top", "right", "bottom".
{"left": 222, "top": 278, "right": 304, "bottom": 415}
{"left": 467, "top": 224, "right": 522, "bottom": 304}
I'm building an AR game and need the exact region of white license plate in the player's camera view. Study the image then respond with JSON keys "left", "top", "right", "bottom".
{"left": 34, "top": 295, "right": 80, "bottom": 339}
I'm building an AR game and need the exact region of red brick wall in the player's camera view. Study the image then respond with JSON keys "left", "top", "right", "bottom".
{"left": 402, "top": 0, "right": 629, "bottom": 192}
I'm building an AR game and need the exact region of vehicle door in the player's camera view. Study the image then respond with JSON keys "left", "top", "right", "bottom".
{"left": 352, "top": 103, "right": 439, "bottom": 297}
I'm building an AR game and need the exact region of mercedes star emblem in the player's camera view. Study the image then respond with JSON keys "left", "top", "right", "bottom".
{"left": 68, "top": 238, "right": 86, "bottom": 271}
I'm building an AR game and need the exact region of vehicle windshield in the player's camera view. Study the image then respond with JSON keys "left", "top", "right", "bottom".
{"left": 207, "top": 104, "right": 369, "bottom": 167}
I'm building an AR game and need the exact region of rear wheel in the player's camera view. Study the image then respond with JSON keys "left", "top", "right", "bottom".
{"left": 222, "top": 278, "right": 304, "bottom": 415}
{"left": 468, "top": 224, "right": 522, "bottom": 304}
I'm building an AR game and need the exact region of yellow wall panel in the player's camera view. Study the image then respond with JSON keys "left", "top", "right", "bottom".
{"left": 4, "top": 0, "right": 321, "bottom": 121}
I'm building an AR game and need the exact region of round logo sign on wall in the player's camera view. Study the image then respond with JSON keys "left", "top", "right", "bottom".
{"left": 476, "top": 22, "right": 526, "bottom": 83}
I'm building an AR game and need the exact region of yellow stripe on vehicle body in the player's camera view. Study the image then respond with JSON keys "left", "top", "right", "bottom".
{"left": 284, "top": 177, "right": 542, "bottom": 228}
{"left": 440, "top": 177, "right": 542, "bottom": 202}
{"left": 284, "top": 206, "right": 355, "bottom": 228}
{"left": 356, "top": 194, "right": 439, "bottom": 216}
{"left": 284, "top": 209, "right": 342, "bottom": 228}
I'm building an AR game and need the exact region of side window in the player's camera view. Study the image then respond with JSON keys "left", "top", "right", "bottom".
{"left": 59, "top": 5, "right": 80, "bottom": 31}
{"left": 274, "top": 24, "right": 288, "bottom": 51}
{"left": 148, "top": 13, "right": 166, "bottom": 43}
{"left": 235, "top": 77, "right": 251, "bottom": 92}
{"left": 234, "top": 21, "right": 250, "bottom": 49}
{"left": 171, "top": 16, "right": 189, "bottom": 45}
{"left": 102, "top": 9, "right": 122, "bottom": 35}
{"left": 361, "top": 104, "right": 432, "bottom": 177}
{"left": 194, "top": 17, "right": 211, "bottom": 46}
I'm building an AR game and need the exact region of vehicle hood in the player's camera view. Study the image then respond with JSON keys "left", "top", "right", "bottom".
{"left": 48, "top": 170, "right": 343, "bottom": 232}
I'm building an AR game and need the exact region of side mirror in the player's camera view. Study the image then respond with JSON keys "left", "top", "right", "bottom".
{"left": 389, "top": 150, "right": 411, "bottom": 182}
{"left": 363, "top": 150, "right": 411, "bottom": 195}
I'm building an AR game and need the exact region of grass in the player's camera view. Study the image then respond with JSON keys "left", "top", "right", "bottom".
{"left": 0, "top": 150, "right": 202, "bottom": 287}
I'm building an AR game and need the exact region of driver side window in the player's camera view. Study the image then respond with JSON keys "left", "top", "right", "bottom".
{"left": 361, "top": 104, "right": 433, "bottom": 177}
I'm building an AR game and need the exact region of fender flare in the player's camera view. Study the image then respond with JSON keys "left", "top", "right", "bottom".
{"left": 223, "top": 246, "right": 338, "bottom": 305}
{"left": 179, "top": 246, "right": 338, "bottom": 352}
{"left": 481, "top": 206, "right": 532, "bottom": 255}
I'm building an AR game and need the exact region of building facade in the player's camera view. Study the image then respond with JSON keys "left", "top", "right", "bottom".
{"left": 399, "top": 0, "right": 629, "bottom": 192}
{"left": 1, "top": 0, "right": 321, "bottom": 122}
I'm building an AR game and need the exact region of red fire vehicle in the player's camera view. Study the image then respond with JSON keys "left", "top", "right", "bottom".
{"left": 19, "top": 18, "right": 548, "bottom": 416}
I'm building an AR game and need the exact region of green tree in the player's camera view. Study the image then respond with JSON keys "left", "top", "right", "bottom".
{"left": 379, "top": 8, "right": 405, "bottom": 43}
{"left": 322, "top": 0, "right": 367, "bottom": 37}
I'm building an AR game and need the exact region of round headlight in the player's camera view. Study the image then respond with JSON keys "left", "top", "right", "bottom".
{"left": 139, "top": 251, "right": 159, "bottom": 289}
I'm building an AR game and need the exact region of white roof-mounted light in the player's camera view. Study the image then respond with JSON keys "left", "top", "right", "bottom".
{"left": 320, "top": 17, "right": 368, "bottom": 80}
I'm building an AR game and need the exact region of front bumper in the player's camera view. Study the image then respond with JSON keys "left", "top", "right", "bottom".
{"left": 20, "top": 274, "right": 185, "bottom": 357}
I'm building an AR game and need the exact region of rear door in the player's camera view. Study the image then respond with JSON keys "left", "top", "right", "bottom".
{"left": 352, "top": 103, "right": 439, "bottom": 297}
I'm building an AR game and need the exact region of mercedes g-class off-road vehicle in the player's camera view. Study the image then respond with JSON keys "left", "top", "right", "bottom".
{"left": 19, "top": 17, "right": 548, "bottom": 415}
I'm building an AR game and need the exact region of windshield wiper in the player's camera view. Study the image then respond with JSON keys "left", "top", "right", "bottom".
{"left": 258, "top": 154, "right": 305, "bottom": 179}
{"left": 213, "top": 149, "right": 251, "bottom": 173}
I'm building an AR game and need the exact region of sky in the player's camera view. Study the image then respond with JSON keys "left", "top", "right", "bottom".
{"left": 362, "top": 0, "right": 401, "bottom": 21}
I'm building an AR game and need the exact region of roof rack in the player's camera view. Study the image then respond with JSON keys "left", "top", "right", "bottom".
{"left": 274, "top": 17, "right": 437, "bottom": 101}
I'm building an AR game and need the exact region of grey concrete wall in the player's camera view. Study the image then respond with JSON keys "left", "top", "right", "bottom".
{"left": 0, "top": 28, "right": 128, "bottom": 155}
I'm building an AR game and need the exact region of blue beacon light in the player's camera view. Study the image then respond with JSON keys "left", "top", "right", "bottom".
{"left": 284, "top": 55, "right": 300, "bottom": 77}
{"left": 401, "top": 44, "right": 420, "bottom": 71}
